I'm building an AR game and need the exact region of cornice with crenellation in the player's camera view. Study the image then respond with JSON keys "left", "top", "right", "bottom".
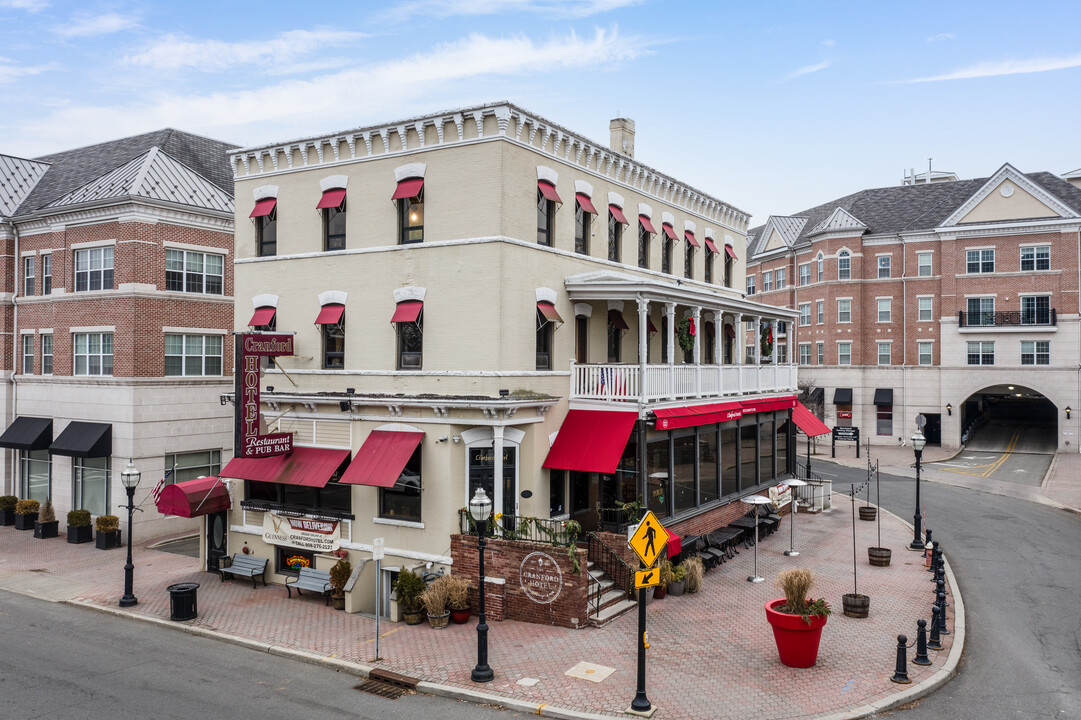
{"left": 12, "top": 199, "right": 233, "bottom": 237}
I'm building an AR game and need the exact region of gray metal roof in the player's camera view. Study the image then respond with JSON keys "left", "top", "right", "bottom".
{"left": 0, "top": 154, "right": 50, "bottom": 217}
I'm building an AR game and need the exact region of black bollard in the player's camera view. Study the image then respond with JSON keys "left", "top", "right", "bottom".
{"left": 928, "top": 606, "right": 943, "bottom": 650}
{"left": 913, "top": 619, "right": 932, "bottom": 666}
{"left": 925, "top": 528, "right": 932, "bottom": 545}
{"left": 936, "top": 588, "right": 950, "bottom": 635}
{"left": 890, "top": 635, "right": 911, "bottom": 684}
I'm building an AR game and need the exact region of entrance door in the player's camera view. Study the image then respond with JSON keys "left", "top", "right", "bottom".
{"left": 206, "top": 510, "right": 228, "bottom": 574}
{"left": 923, "top": 414, "right": 942, "bottom": 445}
{"left": 468, "top": 445, "right": 517, "bottom": 530}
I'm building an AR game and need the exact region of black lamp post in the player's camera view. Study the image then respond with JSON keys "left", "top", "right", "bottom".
{"left": 468, "top": 487, "right": 494, "bottom": 683}
{"left": 909, "top": 431, "right": 926, "bottom": 550}
{"left": 119, "top": 459, "right": 141, "bottom": 607}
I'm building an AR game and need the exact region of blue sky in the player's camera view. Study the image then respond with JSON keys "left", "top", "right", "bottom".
{"left": 2, "top": 0, "right": 1080, "bottom": 223}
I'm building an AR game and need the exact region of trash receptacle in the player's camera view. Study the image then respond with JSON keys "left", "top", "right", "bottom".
{"left": 166, "top": 582, "right": 200, "bottom": 621}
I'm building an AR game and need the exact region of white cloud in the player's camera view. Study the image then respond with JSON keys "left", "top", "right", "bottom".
{"left": 53, "top": 12, "right": 138, "bottom": 38}
{"left": 822, "top": 39, "right": 835, "bottom": 47}
{"left": 925, "top": 33, "right": 956, "bottom": 42}
{"left": 0, "top": 0, "right": 48, "bottom": 11}
{"left": 0, "top": 57, "right": 53, "bottom": 83}
{"left": 124, "top": 30, "right": 369, "bottom": 73}
{"left": 382, "top": 0, "right": 643, "bottom": 20}
{"left": 787, "top": 60, "right": 830, "bottom": 81}
{"left": 899, "top": 53, "right": 1081, "bottom": 83}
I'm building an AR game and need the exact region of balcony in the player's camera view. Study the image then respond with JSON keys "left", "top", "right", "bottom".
{"left": 958, "top": 308, "right": 1056, "bottom": 332}
{"left": 571, "top": 362, "right": 798, "bottom": 403}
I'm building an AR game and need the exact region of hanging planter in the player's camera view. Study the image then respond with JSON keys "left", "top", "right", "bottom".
{"left": 844, "top": 485, "right": 870, "bottom": 618}
{"left": 676, "top": 318, "right": 696, "bottom": 354}
{"left": 858, "top": 506, "right": 877, "bottom": 521}
{"left": 867, "top": 460, "right": 892, "bottom": 567}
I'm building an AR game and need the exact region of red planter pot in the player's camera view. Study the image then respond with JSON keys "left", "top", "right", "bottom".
{"left": 765, "top": 598, "right": 828, "bottom": 668}
{"left": 449, "top": 607, "right": 472, "bottom": 624}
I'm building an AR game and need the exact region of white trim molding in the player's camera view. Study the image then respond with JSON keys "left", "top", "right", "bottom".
{"left": 535, "top": 287, "right": 557, "bottom": 304}
{"left": 608, "top": 192, "right": 625, "bottom": 209}
{"left": 574, "top": 180, "right": 594, "bottom": 197}
{"left": 253, "top": 185, "right": 278, "bottom": 201}
{"left": 638, "top": 203, "right": 653, "bottom": 219}
{"left": 661, "top": 211, "right": 675, "bottom": 226}
{"left": 393, "top": 163, "right": 427, "bottom": 182}
{"left": 393, "top": 286, "right": 426, "bottom": 303}
{"left": 319, "top": 174, "right": 348, "bottom": 191}
{"left": 684, "top": 220, "right": 697, "bottom": 234}
{"left": 537, "top": 165, "right": 559, "bottom": 186}
{"left": 318, "top": 289, "right": 348, "bottom": 306}
{"left": 252, "top": 293, "right": 279, "bottom": 309}
{"left": 573, "top": 302, "right": 593, "bottom": 318}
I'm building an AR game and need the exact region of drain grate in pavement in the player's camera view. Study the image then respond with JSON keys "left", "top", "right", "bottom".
{"left": 354, "top": 679, "right": 411, "bottom": 700}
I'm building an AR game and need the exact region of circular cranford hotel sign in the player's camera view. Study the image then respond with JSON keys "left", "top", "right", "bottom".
{"left": 519, "top": 551, "right": 563, "bottom": 604}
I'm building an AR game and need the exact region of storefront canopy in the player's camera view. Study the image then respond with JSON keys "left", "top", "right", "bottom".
{"left": 0, "top": 416, "right": 52, "bottom": 451}
{"left": 739, "top": 397, "right": 797, "bottom": 415}
{"left": 220, "top": 447, "right": 350, "bottom": 488}
{"left": 543, "top": 410, "right": 637, "bottom": 474}
{"left": 654, "top": 401, "right": 744, "bottom": 430}
{"left": 833, "top": 388, "right": 853, "bottom": 405}
{"left": 874, "top": 388, "right": 894, "bottom": 406}
{"left": 340, "top": 430, "right": 424, "bottom": 487}
{"left": 50, "top": 421, "right": 111, "bottom": 458}
{"left": 792, "top": 402, "right": 831, "bottom": 437}
{"left": 156, "top": 476, "right": 231, "bottom": 518}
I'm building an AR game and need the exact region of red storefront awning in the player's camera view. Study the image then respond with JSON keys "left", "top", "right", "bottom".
{"left": 538, "top": 180, "right": 562, "bottom": 203}
{"left": 704, "top": 238, "right": 719, "bottom": 254}
{"left": 248, "top": 307, "right": 276, "bottom": 327}
{"left": 391, "top": 300, "right": 423, "bottom": 323}
{"left": 724, "top": 244, "right": 737, "bottom": 260}
{"left": 341, "top": 431, "right": 424, "bottom": 487}
{"left": 608, "top": 308, "right": 629, "bottom": 330}
{"left": 740, "top": 396, "right": 797, "bottom": 415}
{"left": 220, "top": 447, "right": 351, "bottom": 488}
{"left": 684, "top": 231, "right": 700, "bottom": 248}
{"left": 654, "top": 401, "right": 744, "bottom": 430}
{"left": 542, "top": 410, "right": 638, "bottom": 473}
{"left": 575, "top": 193, "right": 597, "bottom": 214}
{"left": 315, "top": 304, "right": 345, "bottom": 325}
{"left": 156, "top": 476, "right": 231, "bottom": 518}
{"left": 792, "top": 401, "right": 831, "bottom": 437}
{"left": 609, "top": 204, "right": 628, "bottom": 224}
{"left": 249, "top": 198, "right": 277, "bottom": 218}
{"left": 662, "top": 223, "right": 678, "bottom": 241}
{"left": 537, "top": 301, "right": 563, "bottom": 323}
{"left": 639, "top": 215, "right": 657, "bottom": 234}
{"left": 316, "top": 188, "right": 346, "bottom": 209}
{"left": 392, "top": 177, "right": 424, "bottom": 200}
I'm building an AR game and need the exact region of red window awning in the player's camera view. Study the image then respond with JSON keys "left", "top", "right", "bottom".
{"left": 654, "top": 401, "right": 744, "bottom": 429}
{"left": 221, "top": 446, "right": 351, "bottom": 488}
{"left": 250, "top": 198, "right": 277, "bottom": 218}
{"left": 609, "top": 204, "right": 628, "bottom": 225}
{"left": 662, "top": 223, "right": 678, "bottom": 241}
{"left": 537, "top": 301, "right": 563, "bottom": 323}
{"left": 639, "top": 215, "right": 656, "bottom": 234}
{"left": 315, "top": 304, "right": 345, "bottom": 325}
{"left": 392, "top": 177, "right": 424, "bottom": 201}
{"left": 538, "top": 180, "right": 562, "bottom": 204}
{"left": 575, "top": 193, "right": 597, "bottom": 215}
{"left": 156, "top": 476, "right": 231, "bottom": 518}
{"left": 704, "top": 238, "right": 719, "bottom": 254}
{"left": 316, "top": 188, "right": 346, "bottom": 210}
{"left": 248, "top": 307, "right": 276, "bottom": 327}
{"left": 725, "top": 324, "right": 736, "bottom": 339}
{"left": 647, "top": 317, "right": 658, "bottom": 333}
{"left": 608, "top": 308, "right": 629, "bottom": 330}
{"left": 705, "top": 321, "right": 715, "bottom": 337}
{"left": 739, "top": 396, "right": 798, "bottom": 415}
{"left": 391, "top": 300, "right": 423, "bottom": 323}
{"left": 684, "top": 231, "right": 700, "bottom": 248}
{"left": 792, "top": 401, "right": 831, "bottom": 437}
{"left": 542, "top": 409, "right": 638, "bottom": 473}
{"left": 341, "top": 430, "right": 424, "bottom": 487}
{"left": 724, "top": 244, "right": 737, "bottom": 260}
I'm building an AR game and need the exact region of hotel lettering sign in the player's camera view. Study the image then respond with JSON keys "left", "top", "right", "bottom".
{"left": 519, "top": 551, "right": 563, "bottom": 604}
{"left": 235, "top": 333, "right": 295, "bottom": 458}
{"left": 262, "top": 513, "right": 341, "bottom": 553}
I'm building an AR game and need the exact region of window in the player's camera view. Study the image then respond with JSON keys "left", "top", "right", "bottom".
{"left": 575, "top": 316, "right": 588, "bottom": 364}
{"left": 607, "top": 312, "right": 624, "bottom": 363}
{"left": 816, "top": 342, "right": 824, "bottom": 365}
{"left": 317, "top": 307, "right": 346, "bottom": 369}
{"left": 777, "top": 344, "right": 788, "bottom": 363}
{"left": 877, "top": 256, "right": 891, "bottom": 278}
{"left": 966, "top": 248, "right": 994, "bottom": 274}
{"left": 381, "top": 446, "right": 421, "bottom": 521}
{"left": 684, "top": 241, "right": 693, "bottom": 279}
{"left": 256, "top": 211, "right": 276, "bottom": 257}
{"left": 775, "top": 268, "right": 786, "bottom": 289}
{"left": 838, "top": 250, "right": 851, "bottom": 280}
{"left": 704, "top": 246, "right": 714, "bottom": 284}
{"left": 20, "top": 449, "right": 50, "bottom": 503}
{"left": 777, "top": 321, "right": 787, "bottom": 335}
{"left": 746, "top": 275, "right": 756, "bottom": 295}
{"left": 536, "top": 307, "right": 554, "bottom": 371}
{"left": 398, "top": 188, "right": 424, "bottom": 244}
{"left": 74, "top": 247, "right": 113, "bottom": 292}
{"left": 918, "top": 342, "right": 933, "bottom": 366}
{"left": 165, "top": 334, "right": 223, "bottom": 376}
{"left": 397, "top": 310, "right": 422, "bottom": 370}
{"left": 166, "top": 249, "right": 224, "bottom": 295}
{"left": 574, "top": 200, "right": 591, "bottom": 255}
{"left": 724, "top": 252, "right": 733, "bottom": 286}
{"left": 966, "top": 297, "right": 994, "bottom": 326}
{"left": 607, "top": 211, "right": 622, "bottom": 262}
{"left": 918, "top": 297, "right": 932, "bottom": 322}
{"left": 799, "top": 343, "right": 811, "bottom": 365}
{"left": 324, "top": 199, "right": 347, "bottom": 251}
{"left": 41, "top": 334, "right": 53, "bottom": 375}
{"left": 1021, "top": 246, "right": 1050, "bottom": 271}
{"left": 876, "top": 405, "right": 893, "bottom": 436}
{"left": 838, "top": 342, "right": 852, "bottom": 365}
{"left": 638, "top": 223, "right": 650, "bottom": 269}
{"left": 877, "top": 342, "right": 891, "bottom": 365}
{"left": 816, "top": 300, "right": 824, "bottom": 324}
{"left": 877, "top": 298, "right": 891, "bottom": 322}
{"left": 21, "top": 335, "right": 32, "bottom": 374}
{"left": 661, "top": 236, "right": 672, "bottom": 274}
{"left": 537, "top": 188, "right": 555, "bottom": 246}
{"left": 799, "top": 303, "right": 811, "bottom": 326}
{"left": 799, "top": 263, "right": 810, "bottom": 286}
{"left": 1021, "top": 296, "right": 1051, "bottom": 325}
{"left": 23, "top": 257, "right": 34, "bottom": 296}
{"left": 1021, "top": 341, "right": 1050, "bottom": 365}
{"left": 917, "top": 252, "right": 932, "bottom": 277}
{"left": 816, "top": 254, "right": 824, "bottom": 282}
{"left": 164, "top": 450, "right": 222, "bottom": 484}
{"left": 762, "top": 271, "right": 773, "bottom": 292}
{"left": 74, "top": 457, "right": 109, "bottom": 516}
{"left": 74, "top": 333, "right": 113, "bottom": 375}
{"left": 967, "top": 341, "right": 995, "bottom": 365}
{"left": 838, "top": 299, "right": 851, "bottom": 323}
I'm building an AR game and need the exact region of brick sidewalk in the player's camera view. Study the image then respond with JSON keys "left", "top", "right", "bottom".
{"left": 0, "top": 501, "right": 958, "bottom": 719}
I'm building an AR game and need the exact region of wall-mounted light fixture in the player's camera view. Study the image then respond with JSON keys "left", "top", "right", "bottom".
{"left": 346, "top": 388, "right": 355, "bottom": 395}
{"left": 946, "top": 403, "right": 952, "bottom": 416}
{"left": 339, "top": 401, "right": 351, "bottom": 412}
{"left": 266, "top": 386, "right": 275, "bottom": 392}
{"left": 452, "top": 435, "right": 461, "bottom": 444}
{"left": 499, "top": 389, "right": 509, "bottom": 397}
{"left": 1067, "top": 406, "right": 1073, "bottom": 420}
{"left": 436, "top": 436, "right": 448, "bottom": 443}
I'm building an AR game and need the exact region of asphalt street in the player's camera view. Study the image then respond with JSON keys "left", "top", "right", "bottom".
{"left": 814, "top": 459, "right": 1081, "bottom": 719}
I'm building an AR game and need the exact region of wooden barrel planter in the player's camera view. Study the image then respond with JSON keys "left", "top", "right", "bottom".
{"left": 868, "top": 547, "right": 892, "bottom": 567}
{"left": 842, "top": 593, "right": 870, "bottom": 618}
{"left": 858, "top": 506, "right": 877, "bottom": 521}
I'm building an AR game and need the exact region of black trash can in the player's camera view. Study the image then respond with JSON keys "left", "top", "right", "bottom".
{"left": 166, "top": 582, "right": 200, "bottom": 621}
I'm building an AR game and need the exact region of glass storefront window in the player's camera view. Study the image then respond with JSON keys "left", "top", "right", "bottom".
{"left": 698, "top": 426, "right": 719, "bottom": 505}
{"left": 740, "top": 423, "right": 757, "bottom": 492}
{"left": 721, "top": 426, "right": 738, "bottom": 497}
{"left": 380, "top": 446, "right": 421, "bottom": 521}
{"left": 20, "top": 449, "right": 51, "bottom": 503}
{"left": 759, "top": 419, "right": 775, "bottom": 485}
{"left": 74, "top": 456, "right": 109, "bottom": 515}
{"left": 672, "top": 429, "right": 696, "bottom": 515}
{"left": 776, "top": 413, "right": 790, "bottom": 476}
{"left": 646, "top": 432, "right": 669, "bottom": 517}
{"left": 549, "top": 469, "right": 566, "bottom": 517}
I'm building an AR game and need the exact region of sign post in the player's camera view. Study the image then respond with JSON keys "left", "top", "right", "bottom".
{"left": 626, "top": 510, "right": 668, "bottom": 717}
{"left": 373, "top": 538, "right": 384, "bottom": 661}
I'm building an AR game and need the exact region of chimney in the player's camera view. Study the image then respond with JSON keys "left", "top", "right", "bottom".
{"left": 609, "top": 117, "right": 635, "bottom": 158}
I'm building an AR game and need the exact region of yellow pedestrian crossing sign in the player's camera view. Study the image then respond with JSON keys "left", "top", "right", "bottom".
{"left": 628, "top": 510, "right": 669, "bottom": 568}
{"left": 635, "top": 568, "right": 660, "bottom": 589}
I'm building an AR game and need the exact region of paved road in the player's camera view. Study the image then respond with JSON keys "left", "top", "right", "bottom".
{"left": 0, "top": 592, "right": 516, "bottom": 720}
{"left": 817, "top": 460, "right": 1081, "bottom": 719}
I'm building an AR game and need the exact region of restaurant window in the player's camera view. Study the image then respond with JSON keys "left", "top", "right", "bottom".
{"left": 166, "top": 249, "right": 224, "bottom": 295}
{"left": 645, "top": 431, "right": 670, "bottom": 518}
{"left": 759, "top": 418, "right": 775, "bottom": 484}
{"left": 877, "top": 256, "right": 891, "bottom": 278}
{"left": 877, "top": 342, "right": 891, "bottom": 365}
{"left": 536, "top": 306, "right": 554, "bottom": 371}
{"left": 799, "top": 303, "right": 811, "bottom": 326}
{"left": 74, "top": 247, "right": 113, "bottom": 292}
{"left": 1021, "top": 245, "right": 1050, "bottom": 271}
{"left": 164, "top": 450, "right": 222, "bottom": 484}
{"left": 918, "top": 342, "right": 933, "bottom": 366}
{"left": 837, "top": 250, "right": 850, "bottom": 280}
{"left": 746, "top": 275, "right": 756, "bottom": 295}
{"left": 799, "top": 263, "right": 810, "bottom": 286}
{"left": 917, "top": 252, "right": 932, "bottom": 277}
{"left": 776, "top": 413, "right": 790, "bottom": 476}
{"left": 324, "top": 312, "right": 346, "bottom": 369}
{"left": 23, "top": 257, "right": 34, "bottom": 296}
{"left": 244, "top": 474, "right": 350, "bottom": 515}
{"left": 704, "top": 246, "right": 714, "bottom": 284}
{"left": 838, "top": 299, "right": 851, "bottom": 323}
{"left": 684, "top": 241, "right": 694, "bottom": 279}
{"left": 838, "top": 342, "right": 851, "bottom": 366}
{"left": 20, "top": 449, "right": 51, "bottom": 503}
{"left": 816, "top": 300, "right": 824, "bottom": 324}
{"left": 574, "top": 199, "right": 591, "bottom": 255}
{"left": 42, "top": 254, "right": 51, "bottom": 295}
{"left": 966, "top": 248, "right": 994, "bottom": 274}
{"left": 22, "top": 334, "right": 33, "bottom": 374}
{"left": 324, "top": 198, "right": 347, "bottom": 251}
{"left": 41, "top": 334, "right": 53, "bottom": 375}
{"left": 638, "top": 220, "right": 651, "bottom": 268}
{"left": 398, "top": 187, "right": 424, "bottom": 245}
{"left": 381, "top": 446, "right": 421, "bottom": 521}
{"left": 877, "top": 405, "right": 893, "bottom": 436}
{"left": 877, "top": 298, "right": 892, "bottom": 323}
{"left": 165, "top": 334, "right": 223, "bottom": 376}
{"left": 918, "top": 297, "right": 933, "bottom": 322}
{"left": 740, "top": 421, "right": 757, "bottom": 491}
{"left": 74, "top": 333, "right": 113, "bottom": 376}
{"left": 1021, "top": 340, "right": 1050, "bottom": 366}
{"left": 278, "top": 548, "right": 315, "bottom": 575}
{"left": 672, "top": 428, "right": 696, "bottom": 515}
{"left": 537, "top": 187, "right": 555, "bottom": 246}
{"left": 721, "top": 425, "right": 738, "bottom": 497}
{"left": 967, "top": 341, "right": 995, "bottom": 365}
{"left": 696, "top": 427, "right": 719, "bottom": 505}
{"left": 74, "top": 457, "right": 109, "bottom": 516}
{"left": 549, "top": 469, "right": 567, "bottom": 517}
{"left": 256, "top": 210, "right": 276, "bottom": 257}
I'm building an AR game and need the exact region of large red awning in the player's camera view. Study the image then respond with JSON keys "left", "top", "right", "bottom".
{"left": 537, "top": 302, "right": 563, "bottom": 323}
{"left": 341, "top": 431, "right": 423, "bottom": 487}
{"left": 542, "top": 410, "right": 638, "bottom": 473}
{"left": 639, "top": 215, "right": 657, "bottom": 234}
{"left": 609, "top": 204, "right": 628, "bottom": 224}
{"left": 704, "top": 238, "right": 719, "bottom": 254}
{"left": 156, "top": 476, "right": 231, "bottom": 518}
{"left": 392, "top": 177, "right": 424, "bottom": 200}
{"left": 316, "top": 188, "right": 346, "bottom": 209}
{"left": 315, "top": 304, "right": 345, "bottom": 325}
{"left": 391, "top": 300, "right": 423, "bottom": 323}
{"left": 662, "top": 223, "right": 678, "bottom": 241}
{"left": 538, "top": 181, "right": 562, "bottom": 203}
{"left": 249, "top": 198, "right": 277, "bottom": 218}
{"left": 724, "top": 244, "right": 737, "bottom": 260}
{"left": 792, "top": 401, "right": 831, "bottom": 437}
{"left": 248, "top": 307, "right": 276, "bottom": 327}
{"left": 221, "top": 446, "right": 351, "bottom": 488}
{"left": 654, "top": 401, "right": 744, "bottom": 429}
{"left": 684, "top": 231, "right": 700, "bottom": 248}
{"left": 575, "top": 193, "right": 598, "bottom": 214}
{"left": 740, "top": 396, "right": 797, "bottom": 415}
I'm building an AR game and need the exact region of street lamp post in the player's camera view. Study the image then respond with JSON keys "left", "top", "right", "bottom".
{"left": 468, "top": 487, "right": 494, "bottom": 683}
{"left": 119, "top": 459, "right": 141, "bottom": 608}
{"left": 909, "top": 431, "right": 926, "bottom": 550}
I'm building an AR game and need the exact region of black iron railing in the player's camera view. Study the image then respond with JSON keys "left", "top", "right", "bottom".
{"left": 597, "top": 506, "right": 639, "bottom": 532}
{"left": 586, "top": 531, "right": 635, "bottom": 616}
{"left": 959, "top": 308, "right": 1055, "bottom": 327}
{"left": 457, "top": 510, "right": 580, "bottom": 548}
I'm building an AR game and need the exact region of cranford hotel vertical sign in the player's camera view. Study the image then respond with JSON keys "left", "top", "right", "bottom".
{"left": 234, "top": 333, "right": 294, "bottom": 458}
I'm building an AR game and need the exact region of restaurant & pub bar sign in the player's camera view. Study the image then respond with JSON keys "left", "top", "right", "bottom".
{"left": 235, "top": 333, "right": 295, "bottom": 458}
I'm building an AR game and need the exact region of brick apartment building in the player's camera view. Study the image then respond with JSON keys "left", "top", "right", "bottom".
{"left": 746, "top": 163, "right": 1081, "bottom": 451}
{"left": 0, "top": 130, "right": 237, "bottom": 537}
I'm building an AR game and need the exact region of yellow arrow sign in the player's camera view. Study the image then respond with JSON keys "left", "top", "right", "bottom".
{"left": 635, "top": 569, "right": 659, "bottom": 589}
{"left": 628, "top": 510, "right": 669, "bottom": 568}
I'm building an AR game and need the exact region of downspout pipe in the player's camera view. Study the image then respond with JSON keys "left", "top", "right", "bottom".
{"left": 8, "top": 223, "right": 19, "bottom": 496}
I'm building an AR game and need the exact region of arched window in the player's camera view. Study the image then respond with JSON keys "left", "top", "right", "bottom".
{"left": 837, "top": 250, "right": 851, "bottom": 280}
{"left": 816, "top": 252, "right": 824, "bottom": 282}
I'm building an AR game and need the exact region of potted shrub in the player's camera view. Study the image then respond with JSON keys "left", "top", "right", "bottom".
{"left": 765, "top": 568, "right": 832, "bottom": 668}
{"left": 328, "top": 557, "right": 352, "bottom": 610}
{"left": 0, "top": 495, "right": 16, "bottom": 526}
{"left": 33, "top": 499, "right": 59, "bottom": 539}
{"left": 14, "top": 499, "right": 39, "bottom": 530}
{"left": 95, "top": 514, "right": 121, "bottom": 549}
{"left": 667, "top": 563, "right": 686, "bottom": 596}
{"left": 445, "top": 574, "right": 472, "bottom": 623}
{"left": 394, "top": 569, "right": 426, "bottom": 625}
{"left": 654, "top": 557, "right": 672, "bottom": 599}
{"left": 683, "top": 556, "right": 704, "bottom": 594}
{"left": 420, "top": 576, "right": 451, "bottom": 629}
{"left": 67, "top": 509, "right": 93, "bottom": 544}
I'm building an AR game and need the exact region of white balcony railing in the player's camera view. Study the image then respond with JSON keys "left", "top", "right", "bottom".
{"left": 571, "top": 362, "right": 798, "bottom": 403}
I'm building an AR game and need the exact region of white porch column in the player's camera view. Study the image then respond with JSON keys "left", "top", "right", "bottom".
{"left": 493, "top": 424, "right": 506, "bottom": 516}
{"left": 665, "top": 303, "right": 676, "bottom": 365}
{"left": 753, "top": 315, "right": 762, "bottom": 366}
{"left": 637, "top": 296, "right": 649, "bottom": 406}
{"left": 712, "top": 311, "right": 722, "bottom": 366}
{"left": 733, "top": 314, "right": 742, "bottom": 366}
{"left": 692, "top": 306, "right": 702, "bottom": 365}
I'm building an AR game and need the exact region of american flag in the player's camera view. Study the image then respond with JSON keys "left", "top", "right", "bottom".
{"left": 150, "top": 467, "right": 174, "bottom": 502}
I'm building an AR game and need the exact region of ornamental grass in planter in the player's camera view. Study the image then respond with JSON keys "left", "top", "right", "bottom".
{"left": 14, "top": 499, "right": 39, "bottom": 530}
{"left": 765, "top": 569, "right": 832, "bottom": 668}
{"left": 67, "top": 509, "right": 93, "bottom": 544}
{"left": 33, "top": 499, "right": 59, "bottom": 539}
{"left": 420, "top": 576, "right": 451, "bottom": 629}
{"left": 683, "top": 556, "right": 704, "bottom": 594}
{"left": 95, "top": 514, "right": 121, "bottom": 550}
{"left": 394, "top": 569, "right": 426, "bottom": 625}
{"left": 445, "top": 574, "right": 472, "bottom": 623}
{"left": 328, "top": 557, "right": 352, "bottom": 610}
{"left": 0, "top": 495, "right": 16, "bottom": 526}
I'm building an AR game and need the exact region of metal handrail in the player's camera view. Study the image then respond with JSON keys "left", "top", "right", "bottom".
{"left": 457, "top": 510, "right": 579, "bottom": 547}
{"left": 586, "top": 531, "right": 635, "bottom": 616}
